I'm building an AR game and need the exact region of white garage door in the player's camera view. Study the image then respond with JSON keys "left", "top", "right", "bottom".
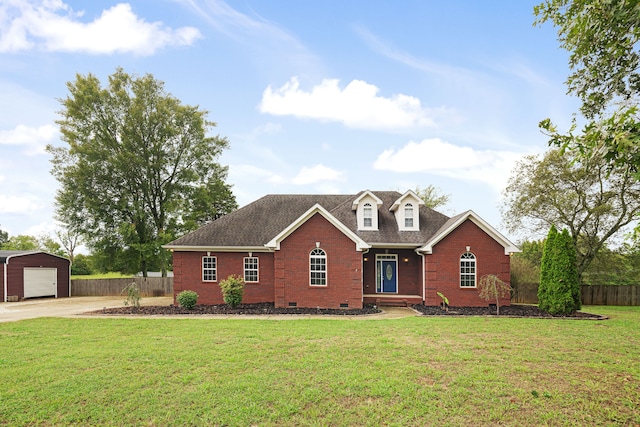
{"left": 23, "top": 268, "right": 57, "bottom": 298}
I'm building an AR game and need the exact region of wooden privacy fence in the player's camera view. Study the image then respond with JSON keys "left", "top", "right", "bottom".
{"left": 71, "top": 277, "right": 173, "bottom": 297}
{"left": 511, "top": 283, "right": 640, "bottom": 306}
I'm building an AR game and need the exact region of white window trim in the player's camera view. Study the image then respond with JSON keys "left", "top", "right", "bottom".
{"left": 202, "top": 256, "right": 217, "bottom": 282}
{"left": 404, "top": 203, "right": 414, "bottom": 229}
{"left": 243, "top": 256, "right": 259, "bottom": 283}
{"left": 460, "top": 252, "right": 476, "bottom": 288}
{"left": 310, "top": 248, "right": 327, "bottom": 287}
{"left": 363, "top": 203, "right": 373, "bottom": 228}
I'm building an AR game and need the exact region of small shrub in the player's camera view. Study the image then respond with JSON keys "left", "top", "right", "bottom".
{"left": 121, "top": 282, "right": 141, "bottom": 309}
{"left": 177, "top": 290, "right": 198, "bottom": 309}
{"left": 219, "top": 274, "right": 245, "bottom": 307}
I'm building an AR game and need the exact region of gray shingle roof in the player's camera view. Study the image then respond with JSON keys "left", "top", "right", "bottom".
{"left": 167, "top": 191, "right": 451, "bottom": 248}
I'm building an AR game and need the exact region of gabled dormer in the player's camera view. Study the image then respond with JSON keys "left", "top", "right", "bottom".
{"left": 352, "top": 191, "right": 383, "bottom": 231}
{"left": 389, "top": 190, "right": 424, "bottom": 231}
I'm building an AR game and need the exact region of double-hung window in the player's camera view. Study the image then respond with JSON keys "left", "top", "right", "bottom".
{"left": 202, "top": 256, "right": 217, "bottom": 282}
{"left": 460, "top": 252, "right": 476, "bottom": 287}
{"left": 310, "top": 248, "right": 327, "bottom": 286}
{"left": 404, "top": 203, "right": 414, "bottom": 228}
{"left": 363, "top": 203, "right": 373, "bottom": 228}
{"left": 244, "top": 257, "right": 259, "bottom": 283}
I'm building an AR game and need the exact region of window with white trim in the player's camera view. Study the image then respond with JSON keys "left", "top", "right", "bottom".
{"left": 404, "top": 203, "right": 414, "bottom": 228}
{"left": 363, "top": 203, "right": 373, "bottom": 228}
{"left": 244, "top": 257, "right": 259, "bottom": 283}
{"left": 310, "top": 248, "right": 327, "bottom": 286}
{"left": 202, "top": 256, "right": 217, "bottom": 282}
{"left": 460, "top": 252, "right": 476, "bottom": 287}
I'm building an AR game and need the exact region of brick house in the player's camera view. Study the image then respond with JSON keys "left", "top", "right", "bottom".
{"left": 165, "top": 190, "right": 519, "bottom": 309}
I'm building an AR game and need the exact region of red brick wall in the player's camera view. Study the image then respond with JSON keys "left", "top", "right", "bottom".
{"left": 424, "top": 219, "right": 511, "bottom": 307}
{"left": 5, "top": 253, "right": 70, "bottom": 299}
{"left": 274, "top": 213, "right": 363, "bottom": 309}
{"left": 362, "top": 248, "right": 422, "bottom": 297}
{"left": 172, "top": 251, "right": 274, "bottom": 305}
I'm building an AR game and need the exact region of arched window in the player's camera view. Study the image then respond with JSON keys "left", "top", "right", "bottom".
{"left": 404, "top": 203, "right": 414, "bottom": 228}
{"left": 310, "top": 248, "right": 327, "bottom": 286}
{"left": 363, "top": 203, "right": 372, "bottom": 227}
{"left": 460, "top": 252, "right": 476, "bottom": 287}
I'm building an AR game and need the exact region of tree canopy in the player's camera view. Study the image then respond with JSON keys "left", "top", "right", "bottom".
{"left": 414, "top": 185, "right": 451, "bottom": 210}
{"left": 49, "top": 68, "right": 237, "bottom": 276}
{"left": 535, "top": 0, "right": 640, "bottom": 119}
{"left": 535, "top": 1, "right": 640, "bottom": 176}
{"left": 502, "top": 148, "right": 640, "bottom": 279}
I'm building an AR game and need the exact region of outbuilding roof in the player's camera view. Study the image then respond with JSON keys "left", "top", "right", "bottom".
{"left": 0, "top": 250, "right": 70, "bottom": 263}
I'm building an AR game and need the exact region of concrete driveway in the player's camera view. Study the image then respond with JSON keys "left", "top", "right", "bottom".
{"left": 0, "top": 297, "right": 417, "bottom": 322}
{"left": 0, "top": 296, "right": 173, "bottom": 323}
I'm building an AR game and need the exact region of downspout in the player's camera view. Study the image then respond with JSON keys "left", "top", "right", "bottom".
{"left": 361, "top": 248, "right": 370, "bottom": 305}
{"left": 415, "top": 248, "right": 425, "bottom": 304}
{"left": 3, "top": 260, "right": 7, "bottom": 302}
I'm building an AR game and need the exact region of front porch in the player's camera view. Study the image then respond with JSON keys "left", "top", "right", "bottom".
{"left": 363, "top": 293, "right": 423, "bottom": 307}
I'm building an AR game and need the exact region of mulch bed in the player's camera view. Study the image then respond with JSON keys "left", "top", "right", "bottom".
{"left": 413, "top": 304, "right": 606, "bottom": 319}
{"left": 90, "top": 302, "right": 381, "bottom": 316}
{"left": 89, "top": 303, "right": 605, "bottom": 319}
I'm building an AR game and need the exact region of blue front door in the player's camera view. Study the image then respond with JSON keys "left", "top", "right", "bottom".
{"left": 381, "top": 260, "right": 397, "bottom": 293}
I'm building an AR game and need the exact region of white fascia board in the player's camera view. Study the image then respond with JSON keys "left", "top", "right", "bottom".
{"left": 419, "top": 210, "right": 520, "bottom": 255}
{"left": 351, "top": 190, "right": 383, "bottom": 210}
{"left": 368, "top": 242, "right": 422, "bottom": 249}
{"left": 6, "top": 251, "right": 70, "bottom": 263}
{"left": 266, "top": 203, "right": 370, "bottom": 251}
{"left": 163, "top": 245, "right": 272, "bottom": 253}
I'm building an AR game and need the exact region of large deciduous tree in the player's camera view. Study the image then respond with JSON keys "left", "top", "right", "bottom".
{"left": 534, "top": 0, "right": 640, "bottom": 119}
{"left": 501, "top": 149, "right": 640, "bottom": 280}
{"left": 48, "top": 68, "right": 237, "bottom": 276}
{"left": 535, "top": 1, "right": 640, "bottom": 175}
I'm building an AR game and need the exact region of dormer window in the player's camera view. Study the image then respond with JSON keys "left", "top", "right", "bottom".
{"left": 363, "top": 203, "right": 373, "bottom": 227}
{"left": 404, "top": 203, "right": 414, "bottom": 228}
{"left": 353, "top": 191, "right": 382, "bottom": 231}
{"left": 390, "top": 190, "right": 423, "bottom": 230}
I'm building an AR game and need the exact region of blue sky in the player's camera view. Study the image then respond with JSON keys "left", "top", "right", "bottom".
{"left": 0, "top": 0, "right": 577, "bottom": 242}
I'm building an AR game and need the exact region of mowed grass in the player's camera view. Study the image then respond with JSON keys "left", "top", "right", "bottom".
{"left": 1, "top": 307, "right": 638, "bottom": 426}
{"left": 71, "top": 272, "right": 134, "bottom": 280}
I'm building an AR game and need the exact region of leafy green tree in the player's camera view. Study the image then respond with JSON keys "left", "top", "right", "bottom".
{"left": 49, "top": 68, "right": 237, "bottom": 277}
{"left": 535, "top": 1, "right": 640, "bottom": 179}
{"left": 2, "top": 235, "right": 39, "bottom": 251}
{"left": 414, "top": 185, "right": 451, "bottom": 210}
{"left": 70, "top": 254, "right": 93, "bottom": 276}
{"left": 535, "top": 0, "right": 640, "bottom": 119}
{"left": 56, "top": 227, "right": 81, "bottom": 263}
{"left": 0, "top": 226, "right": 8, "bottom": 247}
{"left": 502, "top": 149, "right": 640, "bottom": 281}
{"left": 37, "top": 235, "right": 65, "bottom": 257}
{"left": 539, "top": 226, "right": 581, "bottom": 314}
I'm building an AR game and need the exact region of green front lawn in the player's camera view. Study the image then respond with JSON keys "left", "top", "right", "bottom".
{"left": 1, "top": 306, "right": 638, "bottom": 426}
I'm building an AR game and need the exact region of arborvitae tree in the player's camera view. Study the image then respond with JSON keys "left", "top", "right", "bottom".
{"left": 539, "top": 226, "right": 581, "bottom": 314}
{"left": 557, "top": 228, "right": 581, "bottom": 312}
{"left": 538, "top": 225, "right": 558, "bottom": 312}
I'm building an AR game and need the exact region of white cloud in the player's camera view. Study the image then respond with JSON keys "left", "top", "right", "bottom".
{"left": 292, "top": 164, "right": 345, "bottom": 186}
{"left": 0, "top": 1, "right": 201, "bottom": 55}
{"left": 0, "top": 194, "right": 43, "bottom": 214}
{"left": 0, "top": 124, "right": 57, "bottom": 155}
{"left": 229, "top": 164, "right": 285, "bottom": 185}
{"left": 260, "top": 77, "right": 437, "bottom": 131}
{"left": 374, "top": 138, "right": 527, "bottom": 192}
